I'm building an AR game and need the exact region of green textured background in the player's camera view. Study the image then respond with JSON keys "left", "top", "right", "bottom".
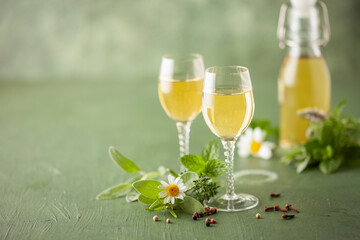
{"left": 1, "top": 0, "right": 360, "bottom": 239}
{"left": 0, "top": 0, "right": 359, "bottom": 120}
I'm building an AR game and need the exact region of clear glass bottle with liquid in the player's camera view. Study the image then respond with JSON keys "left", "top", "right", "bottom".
{"left": 277, "top": 0, "right": 331, "bottom": 147}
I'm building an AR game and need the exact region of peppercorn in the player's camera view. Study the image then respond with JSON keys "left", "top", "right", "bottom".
{"left": 204, "top": 206, "right": 210, "bottom": 213}
{"left": 193, "top": 212, "right": 199, "bottom": 218}
{"left": 166, "top": 218, "right": 171, "bottom": 223}
{"left": 192, "top": 214, "right": 198, "bottom": 220}
{"left": 210, "top": 219, "right": 216, "bottom": 224}
{"left": 198, "top": 212, "right": 204, "bottom": 217}
{"left": 256, "top": 213, "right": 261, "bottom": 219}
{"left": 205, "top": 220, "right": 211, "bottom": 227}
{"left": 205, "top": 217, "right": 210, "bottom": 222}
{"left": 153, "top": 215, "right": 159, "bottom": 221}
{"left": 211, "top": 207, "right": 218, "bottom": 214}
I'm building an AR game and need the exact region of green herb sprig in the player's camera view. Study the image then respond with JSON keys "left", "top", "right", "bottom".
{"left": 282, "top": 100, "right": 360, "bottom": 174}
{"left": 180, "top": 139, "right": 226, "bottom": 178}
{"left": 191, "top": 175, "right": 220, "bottom": 202}
{"left": 96, "top": 140, "right": 226, "bottom": 218}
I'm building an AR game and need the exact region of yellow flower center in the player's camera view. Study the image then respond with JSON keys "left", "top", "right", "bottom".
{"left": 250, "top": 141, "right": 261, "bottom": 154}
{"left": 166, "top": 184, "right": 179, "bottom": 197}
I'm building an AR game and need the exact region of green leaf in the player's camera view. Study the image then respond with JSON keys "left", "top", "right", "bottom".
{"left": 169, "top": 208, "right": 178, "bottom": 218}
{"left": 125, "top": 190, "right": 140, "bottom": 202}
{"left": 129, "top": 175, "right": 143, "bottom": 183}
{"left": 332, "top": 99, "right": 347, "bottom": 118}
{"left": 138, "top": 195, "right": 156, "bottom": 205}
{"left": 168, "top": 169, "right": 179, "bottom": 178}
{"left": 132, "top": 180, "right": 162, "bottom": 199}
{"left": 201, "top": 139, "right": 219, "bottom": 161}
{"left": 296, "top": 156, "right": 310, "bottom": 173}
{"left": 203, "top": 159, "right": 226, "bottom": 178}
{"left": 148, "top": 199, "right": 163, "bottom": 210}
{"left": 158, "top": 166, "right": 179, "bottom": 178}
{"left": 109, "top": 146, "right": 140, "bottom": 173}
{"left": 180, "top": 172, "right": 199, "bottom": 190}
{"left": 96, "top": 183, "right": 132, "bottom": 200}
{"left": 319, "top": 156, "right": 343, "bottom": 174}
{"left": 179, "top": 196, "right": 203, "bottom": 214}
{"left": 180, "top": 154, "right": 206, "bottom": 174}
{"left": 142, "top": 171, "right": 161, "bottom": 180}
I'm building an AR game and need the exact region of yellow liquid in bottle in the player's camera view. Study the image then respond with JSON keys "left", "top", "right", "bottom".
{"left": 202, "top": 88, "right": 254, "bottom": 141}
{"left": 158, "top": 77, "right": 203, "bottom": 122}
{"left": 278, "top": 56, "right": 331, "bottom": 147}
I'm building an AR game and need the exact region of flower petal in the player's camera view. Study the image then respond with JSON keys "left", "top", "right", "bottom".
{"left": 245, "top": 128, "right": 253, "bottom": 137}
{"left": 171, "top": 197, "right": 175, "bottom": 204}
{"left": 238, "top": 145, "right": 250, "bottom": 158}
{"left": 159, "top": 191, "right": 167, "bottom": 198}
{"left": 160, "top": 181, "right": 169, "bottom": 187}
{"left": 168, "top": 175, "right": 175, "bottom": 184}
{"left": 257, "top": 144, "right": 272, "bottom": 160}
{"left": 164, "top": 196, "right": 171, "bottom": 204}
{"left": 179, "top": 185, "right": 187, "bottom": 192}
{"left": 253, "top": 127, "right": 264, "bottom": 142}
{"left": 176, "top": 192, "right": 185, "bottom": 200}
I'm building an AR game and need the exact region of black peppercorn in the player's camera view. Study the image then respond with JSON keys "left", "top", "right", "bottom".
{"left": 205, "top": 220, "right": 211, "bottom": 227}
{"left": 192, "top": 214, "right": 198, "bottom": 220}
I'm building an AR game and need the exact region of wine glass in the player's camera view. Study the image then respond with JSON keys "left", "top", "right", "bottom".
{"left": 158, "top": 53, "right": 204, "bottom": 170}
{"left": 202, "top": 66, "right": 259, "bottom": 212}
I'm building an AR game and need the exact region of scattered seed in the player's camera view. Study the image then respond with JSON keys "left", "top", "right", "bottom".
{"left": 256, "top": 213, "right": 261, "bottom": 219}
{"left": 264, "top": 206, "right": 274, "bottom": 212}
{"left": 205, "top": 217, "right": 210, "bottom": 222}
{"left": 270, "top": 193, "right": 281, "bottom": 198}
{"left": 192, "top": 214, "right": 198, "bottom": 220}
{"left": 282, "top": 214, "right": 295, "bottom": 220}
{"left": 210, "top": 218, "right": 217, "bottom": 224}
{"left": 153, "top": 216, "right": 159, "bottom": 221}
{"left": 285, "top": 204, "right": 300, "bottom": 213}
{"left": 198, "top": 212, "right": 204, "bottom": 217}
{"left": 166, "top": 218, "right": 171, "bottom": 223}
{"left": 205, "top": 220, "right": 211, "bottom": 227}
{"left": 274, "top": 205, "right": 287, "bottom": 212}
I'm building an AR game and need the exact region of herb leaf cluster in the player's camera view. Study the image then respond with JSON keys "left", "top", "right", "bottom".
{"left": 180, "top": 139, "right": 226, "bottom": 178}
{"left": 192, "top": 175, "right": 220, "bottom": 202}
{"left": 282, "top": 100, "right": 360, "bottom": 174}
{"left": 96, "top": 140, "right": 226, "bottom": 218}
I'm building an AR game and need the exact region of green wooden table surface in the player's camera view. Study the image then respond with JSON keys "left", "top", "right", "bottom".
{"left": 1, "top": 80, "right": 360, "bottom": 240}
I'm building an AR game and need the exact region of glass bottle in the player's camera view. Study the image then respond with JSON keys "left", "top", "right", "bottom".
{"left": 277, "top": 0, "right": 331, "bottom": 147}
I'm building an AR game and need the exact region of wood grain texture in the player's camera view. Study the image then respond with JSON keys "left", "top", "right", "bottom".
{"left": 0, "top": 80, "right": 359, "bottom": 240}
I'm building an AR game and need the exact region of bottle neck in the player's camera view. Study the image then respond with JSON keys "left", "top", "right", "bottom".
{"left": 287, "top": 45, "right": 322, "bottom": 58}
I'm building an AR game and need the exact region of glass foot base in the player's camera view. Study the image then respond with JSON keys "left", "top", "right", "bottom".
{"left": 204, "top": 193, "right": 259, "bottom": 212}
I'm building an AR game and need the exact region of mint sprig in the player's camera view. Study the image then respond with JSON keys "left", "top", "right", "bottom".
{"left": 180, "top": 139, "right": 226, "bottom": 178}
{"left": 282, "top": 100, "right": 360, "bottom": 174}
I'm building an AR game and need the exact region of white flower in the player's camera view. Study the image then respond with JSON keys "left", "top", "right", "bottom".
{"left": 237, "top": 127, "right": 275, "bottom": 160}
{"left": 158, "top": 175, "right": 187, "bottom": 204}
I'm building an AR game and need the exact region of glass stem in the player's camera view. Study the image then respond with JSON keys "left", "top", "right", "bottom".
{"left": 176, "top": 121, "right": 191, "bottom": 170}
{"left": 221, "top": 140, "right": 237, "bottom": 200}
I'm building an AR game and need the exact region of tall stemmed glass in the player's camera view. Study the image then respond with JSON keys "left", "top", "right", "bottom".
{"left": 202, "top": 66, "right": 259, "bottom": 212}
{"left": 158, "top": 54, "right": 204, "bottom": 170}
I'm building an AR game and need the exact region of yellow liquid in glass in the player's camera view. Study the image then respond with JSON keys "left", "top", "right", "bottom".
{"left": 203, "top": 88, "right": 254, "bottom": 141}
{"left": 158, "top": 77, "right": 203, "bottom": 122}
{"left": 278, "top": 56, "right": 331, "bottom": 147}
